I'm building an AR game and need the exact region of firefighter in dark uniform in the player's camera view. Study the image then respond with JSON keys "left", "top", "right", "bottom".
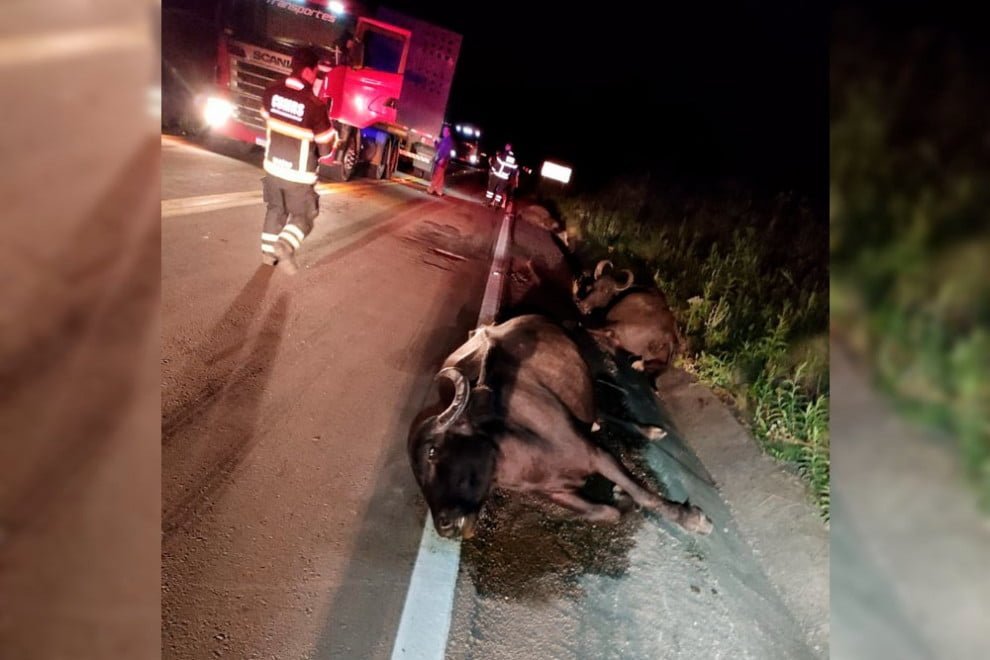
{"left": 259, "top": 47, "right": 338, "bottom": 274}
{"left": 485, "top": 143, "right": 518, "bottom": 208}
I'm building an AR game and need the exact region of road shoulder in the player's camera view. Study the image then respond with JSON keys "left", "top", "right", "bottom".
{"left": 656, "top": 367, "right": 830, "bottom": 657}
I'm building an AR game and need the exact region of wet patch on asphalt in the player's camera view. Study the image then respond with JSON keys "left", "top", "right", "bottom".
{"left": 401, "top": 220, "right": 492, "bottom": 264}
{"left": 462, "top": 490, "right": 643, "bottom": 602}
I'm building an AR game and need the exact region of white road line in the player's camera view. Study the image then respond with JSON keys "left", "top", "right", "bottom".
{"left": 478, "top": 211, "right": 515, "bottom": 326}
{"left": 0, "top": 23, "right": 148, "bottom": 67}
{"left": 161, "top": 181, "right": 383, "bottom": 218}
{"left": 390, "top": 209, "right": 516, "bottom": 660}
{"left": 161, "top": 191, "right": 263, "bottom": 219}
{"left": 389, "top": 513, "right": 462, "bottom": 660}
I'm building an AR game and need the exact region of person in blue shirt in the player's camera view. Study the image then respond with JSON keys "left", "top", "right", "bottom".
{"left": 427, "top": 125, "right": 456, "bottom": 196}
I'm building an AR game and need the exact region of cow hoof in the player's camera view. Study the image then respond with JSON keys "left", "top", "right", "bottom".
{"left": 595, "top": 508, "right": 622, "bottom": 524}
{"left": 644, "top": 426, "right": 667, "bottom": 441}
{"left": 683, "top": 506, "right": 714, "bottom": 535}
{"left": 613, "top": 487, "right": 636, "bottom": 512}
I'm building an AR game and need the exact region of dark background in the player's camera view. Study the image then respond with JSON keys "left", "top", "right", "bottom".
{"left": 164, "top": 0, "right": 828, "bottom": 198}
{"left": 389, "top": 0, "right": 828, "bottom": 198}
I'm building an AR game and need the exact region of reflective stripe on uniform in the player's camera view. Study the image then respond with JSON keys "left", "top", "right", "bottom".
{"left": 282, "top": 224, "right": 305, "bottom": 241}
{"left": 261, "top": 243, "right": 276, "bottom": 253}
{"left": 279, "top": 231, "right": 302, "bottom": 250}
{"left": 263, "top": 158, "right": 318, "bottom": 184}
{"left": 299, "top": 139, "right": 310, "bottom": 173}
{"left": 262, "top": 232, "right": 280, "bottom": 242}
{"left": 267, "top": 117, "right": 315, "bottom": 141}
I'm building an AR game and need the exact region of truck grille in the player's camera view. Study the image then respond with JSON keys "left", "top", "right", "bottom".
{"left": 229, "top": 56, "right": 283, "bottom": 132}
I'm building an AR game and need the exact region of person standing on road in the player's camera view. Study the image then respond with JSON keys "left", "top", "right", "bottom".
{"left": 259, "top": 47, "right": 338, "bottom": 274}
{"left": 485, "top": 143, "right": 519, "bottom": 208}
{"left": 427, "top": 125, "right": 455, "bottom": 196}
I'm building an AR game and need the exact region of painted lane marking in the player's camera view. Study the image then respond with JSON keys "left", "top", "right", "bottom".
{"left": 161, "top": 181, "right": 389, "bottom": 218}
{"left": 390, "top": 209, "right": 515, "bottom": 659}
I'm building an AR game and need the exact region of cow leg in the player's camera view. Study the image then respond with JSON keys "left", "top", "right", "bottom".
{"left": 546, "top": 491, "right": 621, "bottom": 524}
{"left": 595, "top": 412, "right": 667, "bottom": 441}
{"left": 590, "top": 448, "right": 713, "bottom": 534}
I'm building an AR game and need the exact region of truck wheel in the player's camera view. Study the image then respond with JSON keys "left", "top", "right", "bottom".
{"left": 340, "top": 139, "right": 358, "bottom": 181}
{"left": 378, "top": 138, "right": 399, "bottom": 179}
{"left": 377, "top": 139, "right": 392, "bottom": 179}
{"left": 386, "top": 138, "right": 400, "bottom": 178}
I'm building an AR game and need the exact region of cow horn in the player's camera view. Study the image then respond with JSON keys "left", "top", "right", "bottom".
{"left": 617, "top": 269, "right": 635, "bottom": 291}
{"left": 594, "top": 260, "right": 613, "bottom": 280}
{"left": 435, "top": 367, "right": 470, "bottom": 431}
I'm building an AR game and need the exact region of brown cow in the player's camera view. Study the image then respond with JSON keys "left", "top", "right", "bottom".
{"left": 408, "top": 314, "right": 712, "bottom": 540}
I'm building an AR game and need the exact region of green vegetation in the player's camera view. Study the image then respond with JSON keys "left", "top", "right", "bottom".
{"left": 831, "top": 13, "right": 990, "bottom": 509}
{"left": 550, "top": 178, "right": 831, "bottom": 518}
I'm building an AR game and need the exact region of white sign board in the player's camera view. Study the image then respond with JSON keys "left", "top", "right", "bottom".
{"left": 540, "top": 160, "right": 572, "bottom": 184}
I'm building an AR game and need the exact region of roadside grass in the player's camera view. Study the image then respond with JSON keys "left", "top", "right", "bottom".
{"left": 831, "top": 13, "right": 990, "bottom": 510}
{"left": 546, "top": 180, "right": 831, "bottom": 519}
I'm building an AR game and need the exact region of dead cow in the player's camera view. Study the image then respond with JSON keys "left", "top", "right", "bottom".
{"left": 407, "top": 314, "right": 712, "bottom": 540}
{"left": 573, "top": 260, "right": 684, "bottom": 375}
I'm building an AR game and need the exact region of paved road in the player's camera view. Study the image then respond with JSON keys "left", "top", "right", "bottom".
{"left": 161, "top": 136, "right": 499, "bottom": 659}
{"left": 160, "top": 137, "right": 827, "bottom": 659}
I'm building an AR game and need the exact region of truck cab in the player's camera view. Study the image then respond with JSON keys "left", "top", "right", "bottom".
{"left": 205, "top": 2, "right": 459, "bottom": 182}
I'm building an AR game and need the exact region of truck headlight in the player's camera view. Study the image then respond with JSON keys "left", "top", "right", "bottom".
{"left": 469, "top": 154, "right": 478, "bottom": 164}
{"left": 450, "top": 149, "right": 457, "bottom": 157}
{"left": 204, "top": 97, "right": 235, "bottom": 127}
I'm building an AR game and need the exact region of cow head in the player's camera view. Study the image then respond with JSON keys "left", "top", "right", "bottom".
{"left": 408, "top": 367, "right": 497, "bottom": 540}
{"left": 572, "top": 260, "right": 635, "bottom": 315}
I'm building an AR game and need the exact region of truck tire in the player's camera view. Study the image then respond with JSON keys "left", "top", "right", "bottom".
{"left": 378, "top": 138, "right": 400, "bottom": 179}
{"left": 389, "top": 138, "right": 400, "bottom": 177}
{"left": 340, "top": 138, "right": 358, "bottom": 181}
{"left": 377, "top": 139, "right": 391, "bottom": 179}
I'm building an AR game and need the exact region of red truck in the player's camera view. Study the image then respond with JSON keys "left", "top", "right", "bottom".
{"left": 204, "top": 1, "right": 461, "bottom": 181}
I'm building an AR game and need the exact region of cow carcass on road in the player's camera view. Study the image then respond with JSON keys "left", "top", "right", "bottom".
{"left": 573, "top": 260, "right": 684, "bottom": 375}
{"left": 407, "top": 314, "right": 712, "bottom": 540}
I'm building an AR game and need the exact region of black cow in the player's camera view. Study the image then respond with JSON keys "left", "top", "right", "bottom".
{"left": 408, "top": 314, "right": 712, "bottom": 540}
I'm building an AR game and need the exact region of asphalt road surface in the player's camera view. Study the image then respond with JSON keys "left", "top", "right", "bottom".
{"left": 161, "top": 135, "right": 501, "bottom": 659}
{"left": 160, "top": 137, "right": 827, "bottom": 660}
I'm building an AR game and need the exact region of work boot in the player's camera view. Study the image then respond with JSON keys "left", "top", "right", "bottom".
{"left": 262, "top": 253, "right": 278, "bottom": 266}
{"left": 272, "top": 239, "right": 298, "bottom": 275}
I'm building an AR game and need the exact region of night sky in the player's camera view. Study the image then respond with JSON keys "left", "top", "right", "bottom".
{"left": 374, "top": 0, "right": 828, "bottom": 197}
{"left": 166, "top": 0, "right": 827, "bottom": 198}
